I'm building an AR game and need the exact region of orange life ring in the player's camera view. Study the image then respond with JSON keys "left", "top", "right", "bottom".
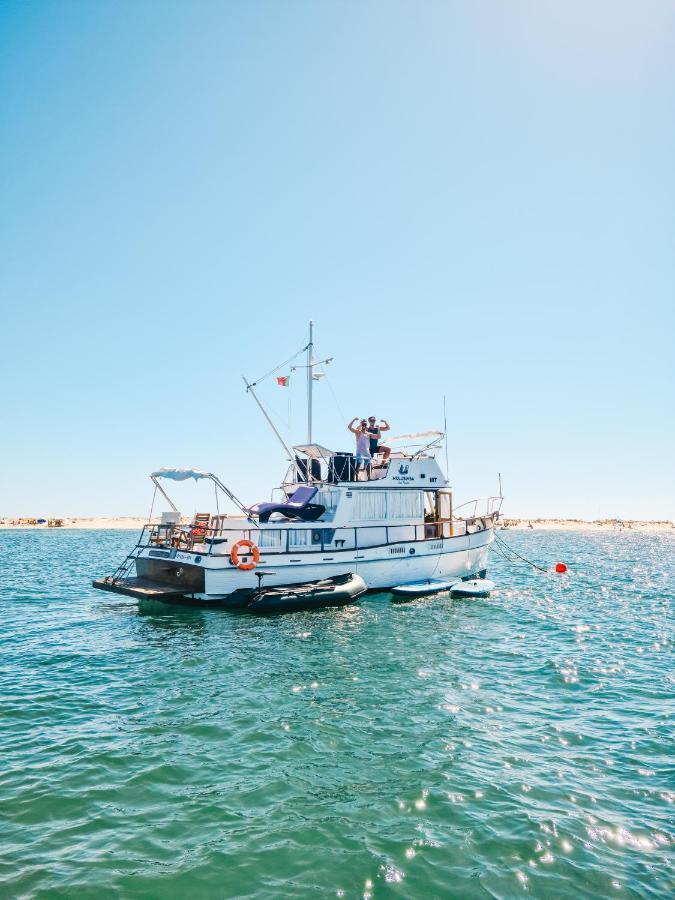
{"left": 230, "top": 539, "right": 260, "bottom": 571}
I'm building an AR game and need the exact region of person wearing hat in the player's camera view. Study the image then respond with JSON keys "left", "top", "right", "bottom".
{"left": 366, "top": 416, "right": 391, "bottom": 462}
{"left": 347, "top": 417, "right": 373, "bottom": 476}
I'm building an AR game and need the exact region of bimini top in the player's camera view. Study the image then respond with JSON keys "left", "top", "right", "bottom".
{"left": 293, "top": 444, "right": 337, "bottom": 459}
{"left": 151, "top": 467, "right": 212, "bottom": 481}
{"left": 388, "top": 431, "right": 443, "bottom": 443}
{"left": 150, "top": 467, "right": 252, "bottom": 517}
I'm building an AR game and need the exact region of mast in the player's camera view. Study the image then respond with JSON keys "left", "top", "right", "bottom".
{"left": 307, "top": 320, "right": 314, "bottom": 444}
{"left": 443, "top": 394, "right": 449, "bottom": 478}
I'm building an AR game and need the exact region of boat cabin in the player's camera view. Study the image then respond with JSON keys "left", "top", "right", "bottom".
{"left": 133, "top": 441, "right": 503, "bottom": 566}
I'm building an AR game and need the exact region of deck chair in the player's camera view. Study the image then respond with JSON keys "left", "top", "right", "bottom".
{"left": 249, "top": 486, "right": 326, "bottom": 524}
{"left": 191, "top": 513, "right": 211, "bottom": 542}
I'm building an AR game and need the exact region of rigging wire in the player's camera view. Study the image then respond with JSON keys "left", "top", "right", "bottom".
{"left": 247, "top": 327, "right": 312, "bottom": 444}
{"left": 443, "top": 395, "right": 449, "bottom": 476}
{"left": 249, "top": 343, "right": 308, "bottom": 388}
{"left": 310, "top": 340, "right": 347, "bottom": 431}
{"left": 323, "top": 369, "right": 348, "bottom": 426}
{"left": 288, "top": 372, "right": 293, "bottom": 436}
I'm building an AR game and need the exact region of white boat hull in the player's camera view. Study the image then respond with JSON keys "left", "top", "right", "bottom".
{"left": 134, "top": 528, "right": 494, "bottom": 604}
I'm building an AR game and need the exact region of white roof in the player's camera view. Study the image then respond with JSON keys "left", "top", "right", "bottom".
{"left": 293, "top": 444, "right": 337, "bottom": 458}
{"left": 151, "top": 467, "right": 211, "bottom": 481}
{"left": 388, "top": 431, "right": 443, "bottom": 443}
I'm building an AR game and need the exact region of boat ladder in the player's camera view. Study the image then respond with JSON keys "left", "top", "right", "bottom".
{"left": 108, "top": 552, "right": 137, "bottom": 585}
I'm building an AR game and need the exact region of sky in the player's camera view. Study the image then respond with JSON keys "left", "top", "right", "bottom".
{"left": 1, "top": 0, "right": 674, "bottom": 520}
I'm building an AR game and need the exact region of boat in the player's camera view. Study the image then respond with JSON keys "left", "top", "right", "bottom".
{"left": 93, "top": 324, "right": 502, "bottom": 606}
{"left": 246, "top": 573, "right": 366, "bottom": 612}
{"left": 449, "top": 578, "right": 495, "bottom": 598}
{"left": 391, "top": 578, "right": 458, "bottom": 597}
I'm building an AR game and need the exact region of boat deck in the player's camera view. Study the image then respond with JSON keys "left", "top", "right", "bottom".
{"left": 92, "top": 577, "right": 190, "bottom": 601}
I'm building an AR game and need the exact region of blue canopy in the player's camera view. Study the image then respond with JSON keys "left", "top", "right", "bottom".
{"left": 151, "top": 468, "right": 211, "bottom": 481}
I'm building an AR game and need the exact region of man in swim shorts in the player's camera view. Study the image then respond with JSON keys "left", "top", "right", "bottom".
{"left": 367, "top": 416, "right": 391, "bottom": 462}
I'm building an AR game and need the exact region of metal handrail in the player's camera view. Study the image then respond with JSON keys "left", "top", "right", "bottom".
{"left": 139, "top": 513, "right": 494, "bottom": 559}
{"left": 452, "top": 496, "right": 503, "bottom": 519}
{"left": 109, "top": 504, "right": 496, "bottom": 583}
{"left": 145, "top": 505, "right": 500, "bottom": 543}
{"left": 282, "top": 459, "right": 392, "bottom": 489}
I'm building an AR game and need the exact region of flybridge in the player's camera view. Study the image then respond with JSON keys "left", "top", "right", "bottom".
{"left": 284, "top": 448, "right": 449, "bottom": 490}
{"left": 241, "top": 321, "right": 449, "bottom": 484}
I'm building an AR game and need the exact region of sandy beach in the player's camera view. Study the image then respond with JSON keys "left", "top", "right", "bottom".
{"left": 1, "top": 516, "right": 672, "bottom": 532}
{"left": 500, "top": 518, "right": 674, "bottom": 533}
{"left": 0, "top": 517, "right": 153, "bottom": 530}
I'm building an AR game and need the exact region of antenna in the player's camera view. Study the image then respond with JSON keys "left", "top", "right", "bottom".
{"left": 307, "top": 320, "right": 313, "bottom": 443}
{"left": 290, "top": 322, "right": 332, "bottom": 444}
{"left": 443, "top": 395, "right": 449, "bottom": 478}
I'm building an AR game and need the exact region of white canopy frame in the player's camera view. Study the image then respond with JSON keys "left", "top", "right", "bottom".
{"left": 388, "top": 431, "right": 444, "bottom": 443}
{"left": 292, "top": 444, "right": 337, "bottom": 459}
{"left": 150, "top": 468, "right": 256, "bottom": 525}
{"left": 387, "top": 431, "right": 445, "bottom": 460}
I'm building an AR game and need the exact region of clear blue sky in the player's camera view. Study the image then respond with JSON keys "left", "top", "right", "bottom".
{"left": 1, "top": 0, "right": 673, "bottom": 519}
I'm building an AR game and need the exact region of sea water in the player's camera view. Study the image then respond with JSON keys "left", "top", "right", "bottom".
{"left": 0, "top": 528, "right": 672, "bottom": 898}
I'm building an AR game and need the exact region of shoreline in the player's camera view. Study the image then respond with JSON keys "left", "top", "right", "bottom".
{"left": 0, "top": 517, "right": 152, "bottom": 530}
{"left": 0, "top": 516, "right": 673, "bottom": 533}
{"left": 500, "top": 518, "right": 674, "bottom": 533}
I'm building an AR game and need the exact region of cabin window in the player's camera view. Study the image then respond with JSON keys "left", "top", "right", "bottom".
{"left": 388, "top": 491, "right": 423, "bottom": 519}
{"left": 354, "top": 491, "right": 387, "bottom": 520}
{"left": 288, "top": 530, "right": 311, "bottom": 547}
{"left": 258, "top": 530, "right": 283, "bottom": 548}
{"left": 437, "top": 491, "right": 452, "bottom": 521}
{"left": 354, "top": 490, "right": 423, "bottom": 521}
{"left": 316, "top": 490, "right": 339, "bottom": 514}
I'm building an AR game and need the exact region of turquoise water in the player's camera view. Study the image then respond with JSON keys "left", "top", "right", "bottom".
{"left": 0, "top": 529, "right": 673, "bottom": 899}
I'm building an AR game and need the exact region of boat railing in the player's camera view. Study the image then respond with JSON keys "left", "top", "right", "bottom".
{"left": 282, "top": 459, "right": 391, "bottom": 489}
{"left": 135, "top": 514, "right": 495, "bottom": 559}
{"left": 453, "top": 496, "right": 503, "bottom": 520}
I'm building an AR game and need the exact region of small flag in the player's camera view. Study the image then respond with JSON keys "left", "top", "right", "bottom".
{"left": 276, "top": 375, "right": 289, "bottom": 387}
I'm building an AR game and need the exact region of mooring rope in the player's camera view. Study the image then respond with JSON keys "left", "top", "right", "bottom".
{"left": 492, "top": 532, "right": 549, "bottom": 573}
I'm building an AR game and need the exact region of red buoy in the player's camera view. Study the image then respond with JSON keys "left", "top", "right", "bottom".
{"left": 555, "top": 562, "right": 567, "bottom": 574}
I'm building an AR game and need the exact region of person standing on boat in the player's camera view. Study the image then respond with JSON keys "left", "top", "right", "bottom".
{"left": 348, "top": 418, "right": 372, "bottom": 476}
{"left": 367, "top": 416, "right": 391, "bottom": 462}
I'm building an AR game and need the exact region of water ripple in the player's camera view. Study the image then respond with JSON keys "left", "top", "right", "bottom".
{"left": 0, "top": 528, "right": 673, "bottom": 897}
